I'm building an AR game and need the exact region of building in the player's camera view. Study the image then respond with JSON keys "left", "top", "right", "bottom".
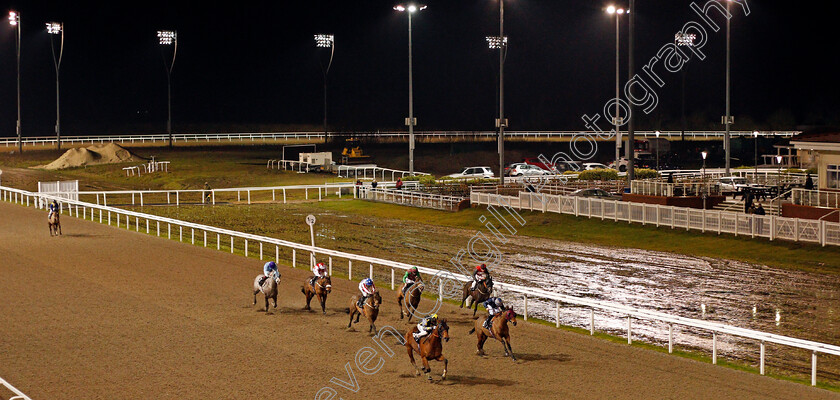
{"left": 791, "top": 131, "right": 840, "bottom": 190}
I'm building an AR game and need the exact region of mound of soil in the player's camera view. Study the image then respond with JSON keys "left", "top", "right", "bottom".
{"left": 40, "top": 143, "right": 143, "bottom": 170}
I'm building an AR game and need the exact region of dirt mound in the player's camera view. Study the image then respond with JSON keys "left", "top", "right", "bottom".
{"left": 40, "top": 143, "right": 142, "bottom": 170}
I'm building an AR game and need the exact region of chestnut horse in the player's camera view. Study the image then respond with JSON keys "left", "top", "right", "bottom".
{"left": 404, "top": 319, "right": 450, "bottom": 382}
{"left": 253, "top": 274, "right": 281, "bottom": 314}
{"left": 467, "top": 308, "right": 517, "bottom": 361}
{"left": 460, "top": 280, "right": 492, "bottom": 316}
{"left": 347, "top": 291, "right": 381, "bottom": 334}
{"left": 48, "top": 213, "right": 61, "bottom": 236}
{"left": 397, "top": 281, "right": 424, "bottom": 322}
{"left": 301, "top": 276, "right": 332, "bottom": 314}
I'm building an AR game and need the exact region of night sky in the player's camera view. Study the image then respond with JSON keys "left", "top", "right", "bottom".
{"left": 0, "top": 0, "right": 838, "bottom": 137}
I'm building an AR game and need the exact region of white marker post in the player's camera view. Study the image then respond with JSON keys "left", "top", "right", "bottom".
{"left": 306, "top": 214, "right": 317, "bottom": 269}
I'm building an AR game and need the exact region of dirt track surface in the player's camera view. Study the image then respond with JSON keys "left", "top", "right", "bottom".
{"left": 1, "top": 202, "right": 838, "bottom": 400}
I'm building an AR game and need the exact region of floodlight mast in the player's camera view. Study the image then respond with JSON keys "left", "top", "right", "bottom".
{"left": 605, "top": 5, "right": 627, "bottom": 171}
{"left": 314, "top": 34, "right": 335, "bottom": 140}
{"left": 157, "top": 30, "right": 177, "bottom": 148}
{"left": 47, "top": 22, "right": 64, "bottom": 150}
{"left": 394, "top": 4, "right": 427, "bottom": 175}
{"left": 9, "top": 11, "right": 21, "bottom": 153}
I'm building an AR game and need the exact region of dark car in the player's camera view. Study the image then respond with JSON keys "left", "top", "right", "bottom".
{"left": 569, "top": 188, "right": 623, "bottom": 201}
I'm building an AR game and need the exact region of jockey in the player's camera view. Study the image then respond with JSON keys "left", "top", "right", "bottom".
{"left": 259, "top": 261, "right": 280, "bottom": 286}
{"left": 309, "top": 262, "right": 328, "bottom": 288}
{"left": 402, "top": 267, "right": 423, "bottom": 296}
{"left": 47, "top": 200, "right": 59, "bottom": 219}
{"left": 413, "top": 313, "right": 438, "bottom": 342}
{"left": 357, "top": 278, "right": 376, "bottom": 308}
{"left": 482, "top": 297, "right": 506, "bottom": 329}
{"left": 471, "top": 264, "right": 492, "bottom": 291}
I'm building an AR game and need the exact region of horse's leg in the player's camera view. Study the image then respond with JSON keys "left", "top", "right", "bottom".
{"left": 435, "top": 355, "right": 448, "bottom": 380}
{"left": 406, "top": 344, "right": 421, "bottom": 376}
{"left": 319, "top": 293, "right": 327, "bottom": 315}
{"left": 273, "top": 293, "right": 278, "bottom": 309}
{"left": 58, "top": 222, "right": 61, "bottom": 235}
{"left": 398, "top": 295, "right": 404, "bottom": 319}
{"left": 476, "top": 333, "right": 487, "bottom": 356}
{"left": 304, "top": 290, "right": 312, "bottom": 310}
{"left": 421, "top": 356, "right": 432, "bottom": 381}
{"left": 264, "top": 295, "right": 270, "bottom": 314}
{"left": 347, "top": 310, "right": 355, "bottom": 328}
{"left": 472, "top": 298, "right": 479, "bottom": 317}
{"left": 504, "top": 336, "right": 516, "bottom": 361}
{"left": 253, "top": 290, "right": 259, "bottom": 305}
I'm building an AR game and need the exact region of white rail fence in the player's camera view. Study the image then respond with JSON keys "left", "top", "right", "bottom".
{"left": 792, "top": 189, "right": 840, "bottom": 209}
{"left": 337, "top": 165, "right": 429, "bottom": 181}
{"left": 37, "top": 180, "right": 79, "bottom": 201}
{"left": 471, "top": 191, "right": 840, "bottom": 247}
{"left": 266, "top": 159, "right": 316, "bottom": 173}
{"left": 0, "top": 377, "right": 32, "bottom": 400}
{"left": 0, "top": 130, "right": 802, "bottom": 148}
{"left": 358, "top": 187, "right": 466, "bottom": 211}
{"left": 2, "top": 185, "right": 839, "bottom": 387}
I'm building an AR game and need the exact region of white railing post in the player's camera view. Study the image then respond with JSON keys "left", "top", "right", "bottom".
{"left": 231, "top": 236, "right": 234, "bottom": 253}
{"left": 292, "top": 249, "right": 296, "bottom": 267}
{"left": 668, "top": 324, "right": 674, "bottom": 353}
{"left": 627, "top": 316, "right": 632, "bottom": 344}
{"left": 590, "top": 309, "right": 595, "bottom": 335}
{"left": 245, "top": 239, "right": 248, "bottom": 257}
{"left": 391, "top": 268, "right": 395, "bottom": 290}
{"left": 218, "top": 234, "right": 221, "bottom": 250}
{"left": 275, "top": 245, "right": 279, "bottom": 263}
{"left": 523, "top": 295, "right": 528, "bottom": 321}
{"left": 812, "top": 351, "right": 818, "bottom": 386}
{"left": 348, "top": 260, "right": 352, "bottom": 280}
{"left": 260, "top": 242, "right": 263, "bottom": 260}
{"left": 555, "top": 302, "right": 560, "bottom": 328}
{"left": 760, "top": 341, "right": 765, "bottom": 375}
{"left": 369, "top": 264, "right": 373, "bottom": 279}
{"left": 712, "top": 332, "right": 717, "bottom": 364}
{"left": 328, "top": 257, "right": 333, "bottom": 275}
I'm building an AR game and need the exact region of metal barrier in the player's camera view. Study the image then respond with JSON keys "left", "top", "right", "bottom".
{"left": 792, "top": 188, "right": 840, "bottom": 209}
{"left": 337, "top": 165, "right": 429, "bottom": 180}
{"left": 0, "top": 130, "right": 802, "bottom": 148}
{"left": 2, "top": 183, "right": 839, "bottom": 387}
{"left": 358, "top": 187, "right": 465, "bottom": 211}
{"left": 471, "top": 191, "right": 840, "bottom": 248}
{"left": 267, "top": 159, "right": 316, "bottom": 172}
{"left": 631, "top": 181, "right": 721, "bottom": 197}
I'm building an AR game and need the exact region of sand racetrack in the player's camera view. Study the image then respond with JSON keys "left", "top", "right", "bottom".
{"left": 0, "top": 201, "right": 837, "bottom": 400}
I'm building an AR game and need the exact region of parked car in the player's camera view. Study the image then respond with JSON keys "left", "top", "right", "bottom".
{"left": 582, "top": 162, "right": 611, "bottom": 171}
{"left": 569, "top": 188, "right": 623, "bottom": 201}
{"left": 446, "top": 166, "right": 495, "bottom": 179}
{"left": 718, "top": 176, "right": 750, "bottom": 194}
{"left": 504, "top": 162, "right": 528, "bottom": 176}
{"left": 522, "top": 157, "right": 555, "bottom": 171}
{"left": 509, "top": 164, "right": 549, "bottom": 177}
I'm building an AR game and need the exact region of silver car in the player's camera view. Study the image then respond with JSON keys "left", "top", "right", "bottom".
{"left": 446, "top": 166, "right": 495, "bottom": 179}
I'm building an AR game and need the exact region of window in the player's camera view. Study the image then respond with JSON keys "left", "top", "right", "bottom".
{"left": 828, "top": 165, "right": 840, "bottom": 189}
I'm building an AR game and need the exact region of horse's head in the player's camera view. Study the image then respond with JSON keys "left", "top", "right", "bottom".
{"left": 322, "top": 276, "right": 332, "bottom": 293}
{"left": 415, "top": 282, "right": 425, "bottom": 293}
{"left": 504, "top": 308, "right": 517, "bottom": 326}
{"left": 437, "top": 319, "right": 450, "bottom": 342}
{"left": 372, "top": 291, "right": 382, "bottom": 308}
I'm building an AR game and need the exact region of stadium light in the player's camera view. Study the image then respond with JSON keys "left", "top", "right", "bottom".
{"left": 47, "top": 22, "right": 65, "bottom": 150}
{"left": 314, "top": 34, "right": 335, "bottom": 139}
{"left": 394, "top": 4, "right": 427, "bottom": 175}
{"left": 606, "top": 5, "right": 628, "bottom": 171}
{"left": 157, "top": 30, "right": 178, "bottom": 148}
{"left": 8, "top": 11, "right": 21, "bottom": 152}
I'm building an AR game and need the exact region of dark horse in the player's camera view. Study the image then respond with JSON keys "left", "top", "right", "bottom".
{"left": 460, "top": 280, "right": 492, "bottom": 316}
{"left": 347, "top": 291, "right": 382, "bottom": 334}
{"left": 404, "top": 319, "right": 450, "bottom": 382}
{"left": 48, "top": 213, "right": 61, "bottom": 236}
{"left": 301, "top": 276, "right": 332, "bottom": 315}
{"left": 398, "top": 281, "right": 424, "bottom": 322}
{"left": 253, "top": 274, "right": 280, "bottom": 314}
{"left": 468, "top": 308, "right": 517, "bottom": 361}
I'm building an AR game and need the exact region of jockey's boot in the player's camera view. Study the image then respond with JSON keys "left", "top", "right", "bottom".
{"left": 310, "top": 276, "right": 317, "bottom": 289}
{"left": 484, "top": 315, "right": 493, "bottom": 329}
{"left": 258, "top": 276, "right": 267, "bottom": 286}
{"left": 357, "top": 295, "right": 366, "bottom": 309}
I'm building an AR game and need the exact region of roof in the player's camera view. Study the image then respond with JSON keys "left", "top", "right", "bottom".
{"left": 791, "top": 129, "right": 840, "bottom": 143}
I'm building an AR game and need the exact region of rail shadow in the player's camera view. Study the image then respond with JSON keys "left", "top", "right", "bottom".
{"left": 514, "top": 352, "right": 572, "bottom": 363}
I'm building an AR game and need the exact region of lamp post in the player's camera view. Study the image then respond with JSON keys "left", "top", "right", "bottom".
{"left": 315, "top": 34, "right": 335, "bottom": 141}
{"left": 655, "top": 130, "right": 660, "bottom": 171}
{"left": 606, "top": 5, "right": 626, "bottom": 170}
{"left": 394, "top": 4, "right": 426, "bottom": 176}
{"left": 701, "top": 150, "right": 708, "bottom": 209}
{"left": 723, "top": 0, "right": 732, "bottom": 175}
{"left": 487, "top": 34, "right": 508, "bottom": 184}
{"left": 753, "top": 130, "right": 759, "bottom": 176}
{"left": 8, "top": 11, "right": 21, "bottom": 153}
{"left": 675, "top": 31, "right": 696, "bottom": 142}
{"left": 47, "top": 22, "right": 64, "bottom": 151}
{"left": 701, "top": 151, "right": 708, "bottom": 180}
{"left": 157, "top": 30, "right": 177, "bottom": 148}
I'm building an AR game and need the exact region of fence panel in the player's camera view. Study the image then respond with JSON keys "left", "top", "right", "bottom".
{"left": 797, "top": 220, "right": 821, "bottom": 243}
{"left": 775, "top": 218, "right": 796, "bottom": 241}
{"left": 826, "top": 222, "right": 840, "bottom": 246}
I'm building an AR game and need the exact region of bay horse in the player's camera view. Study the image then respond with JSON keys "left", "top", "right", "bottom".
{"left": 468, "top": 308, "right": 517, "bottom": 361}
{"left": 253, "top": 274, "right": 281, "bottom": 314}
{"left": 48, "top": 213, "right": 61, "bottom": 236}
{"left": 460, "top": 280, "right": 492, "bottom": 316}
{"left": 301, "top": 276, "right": 332, "bottom": 314}
{"left": 347, "top": 291, "right": 381, "bottom": 334}
{"left": 404, "top": 319, "right": 450, "bottom": 382}
{"left": 397, "top": 281, "right": 424, "bottom": 322}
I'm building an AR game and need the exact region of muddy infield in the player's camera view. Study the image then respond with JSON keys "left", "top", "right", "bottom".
{"left": 1, "top": 202, "right": 838, "bottom": 399}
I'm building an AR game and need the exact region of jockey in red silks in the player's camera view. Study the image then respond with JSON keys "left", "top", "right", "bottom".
{"left": 309, "top": 262, "right": 328, "bottom": 288}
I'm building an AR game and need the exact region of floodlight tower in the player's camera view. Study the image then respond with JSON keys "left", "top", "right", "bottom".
{"left": 606, "top": 5, "right": 627, "bottom": 170}
{"left": 486, "top": 34, "right": 508, "bottom": 184}
{"left": 47, "top": 22, "right": 64, "bottom": 150}
{"left": 157, "top": 30, "right": 177, "bottom": 148}
{"left": 394, "top": 4, "right": 427, "bottom": 175}
{"left": 314, "top": 34, "right": 335, "bottom": 141}
{"left": 8, "top": 11, "right": 21, "bottom": 152}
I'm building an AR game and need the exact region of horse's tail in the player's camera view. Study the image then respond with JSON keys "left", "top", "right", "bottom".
{"left": 467, "top": 327, "right": 476, "bottom": 335}
{"left": 300, "top": 286, "right": 306, "bottom": 295}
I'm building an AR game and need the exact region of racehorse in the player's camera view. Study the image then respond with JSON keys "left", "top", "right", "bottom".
{"left": 253, "top": 274, "right": 281, "bottom": 314}
{"left": 48, "top": 213, "right": 61, "bottom": 236}
{"left": 347, "top": 291, "right": 381, "bottom": 334}
{"left": 468, "top": 308, "right": 517, "bottom": 361}
{"left": 397, "top": 281, "right": 424, "bottom": 322}
{"left": 460, "top": 280, "right": 492, "bottom": 316}
{"left": 404, "top": 319, "right": 450, "bottom": 382}
{"left": 301, "top": 276, "right": 332, "bottom": 315}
